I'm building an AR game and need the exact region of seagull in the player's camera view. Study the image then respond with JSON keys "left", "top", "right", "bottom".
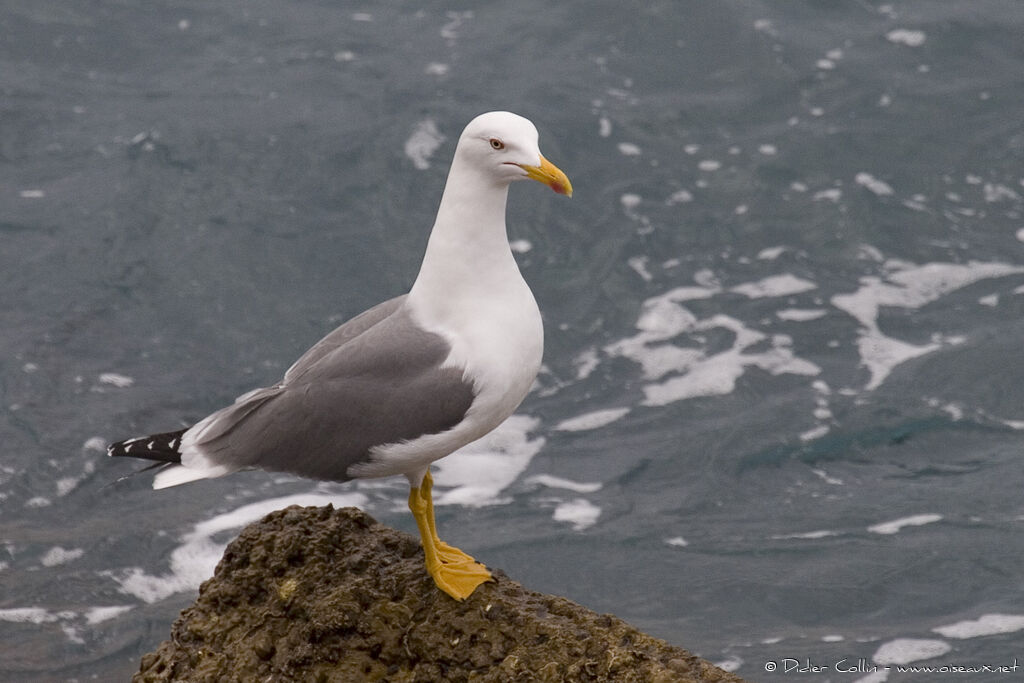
{"left": 108, "top": 111, "right": 572, "bottom": 601}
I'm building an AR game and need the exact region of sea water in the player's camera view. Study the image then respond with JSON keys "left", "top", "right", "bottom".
{"left": 3, "top": 1, "right": 1024, "bottom": 680}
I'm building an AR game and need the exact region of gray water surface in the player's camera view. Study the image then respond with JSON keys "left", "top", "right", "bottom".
{"left": 3, "top": 2, "right": 1024, "bottom": 680}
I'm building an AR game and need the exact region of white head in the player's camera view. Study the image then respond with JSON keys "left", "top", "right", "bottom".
{"left": 454, "top": 111, "right": 572, "bottom": 196}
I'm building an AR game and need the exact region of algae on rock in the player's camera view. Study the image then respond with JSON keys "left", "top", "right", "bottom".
{"left": 136, "top": 505, "right": 746, "bottom": 683}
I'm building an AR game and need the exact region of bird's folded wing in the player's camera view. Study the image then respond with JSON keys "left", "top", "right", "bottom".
{"left": 187, "top": 301, "right": 476, "bottom": 482}
{"left": 284, "top": 294, "right": 406, "bottom": 383}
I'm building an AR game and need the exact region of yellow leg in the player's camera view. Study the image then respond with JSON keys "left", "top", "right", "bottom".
{"left": 408, "top": 472, "right": 493, "bottom": 600}
{"left": 421, "top": 471, "right": 478, "bottom": 564}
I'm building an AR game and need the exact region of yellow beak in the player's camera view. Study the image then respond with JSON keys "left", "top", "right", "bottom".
{"left": 518, "top": 155, "right": 573, "bottom": 197}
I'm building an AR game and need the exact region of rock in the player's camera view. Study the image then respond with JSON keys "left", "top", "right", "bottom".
{"left": 135, "top": 506, "right": 746, "bottom": 683}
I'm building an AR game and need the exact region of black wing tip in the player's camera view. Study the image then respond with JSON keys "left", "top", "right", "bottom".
{"left": 107, "top": 438, "right": 137, "bottom": 458}
{"left": 108, "top": 428, "right": 188, "bottom": 464}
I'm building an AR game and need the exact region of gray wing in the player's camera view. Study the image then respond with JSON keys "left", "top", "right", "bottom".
{"left": 190, "top": 300, "right": 476, "bottom": 482}
{"left": 283, "top": 295, "right": 406, "bottom": 383}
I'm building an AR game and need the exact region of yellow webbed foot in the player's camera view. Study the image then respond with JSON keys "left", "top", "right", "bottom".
{"left": 425, "top": 552, "right": 493, "bottom": 601}
{"left": 409, "top": 471, "right": 493, "bottom": 601}
{"left": 436, "top": 539, "right": 478, "bottom": 565}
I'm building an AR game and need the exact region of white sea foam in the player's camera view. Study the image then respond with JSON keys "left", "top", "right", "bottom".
{"left": 757, "top": 246, "right": 786, "bottom": 260}
{"left": 813, "top": 188, "right": 842, "bottom": 202}
{"left": 714, "top": 656, "right": 743, "bottom": 673}
{"left": 693, "top": 268, "right": 719, "bottom": 288}
{"left": 666, "top": 189, "right": 693, "bottom": 204}
{"left": 0, "top": 607, "right": 69, "bottom": 624}
{"left": 523, "top": 474, "right": 601, "bottom": 494}
{"left": 606, "top": 285, "right": 820, "bottom": 407}
{"left": 112, "top": 492, "right": 366, "bottom": 603}
{"left": 620, "top": 193, "right": 642, "bottom": 209}
{"left": 800, "top": 425, "right": 831, "bottom": 442}
{"left": 440, "top": 10, "right": 472, "bottom": 45}
{"left": 867, "top": 513, "right": 942, "bottom": 535}
{"left": 56, "top": 477, "right": 80, "bottom": 496}
{"left": 855, "top": 172, "right": 894, "bottom": 196}
{"left": 553, "top": 407, "right": 630, "bottom": 432}
{"left": 572, "top": 347, "right": 600, "bottom": 380}
{"left": 84, "top": 605, "right": 134, "bottom": 625}
{"left": 40, "top": 546, "right": 84, "bottom": 567}
{"left": 932, "top": 613, "right": 1024, "bottom": 639}
{"left": 432, "top": 415, "right": 544, "bottom": 506}
{"left": 627, "top": 254, "right": 652, "bottom": 281}
{"left": 812, "top": 468, "right": 842, "bottom": 485}
{"left": 82, "top": 436, "right": 108, "bottom": 452}
{"left": 98, "top": 373, "right": 134, "bottom": 388}
{"left": 771, "top": 530, "right": 839, "bottom": 540}
{"left": 831, "top": 260, "right": 1024, "bottom": 389}
{"left": 937, "top": 401, "right": 963, "bottom": 421}
{"left": 983, "top": 183, "right": 1020, "bottom": 203}
{"left": 886, "top": 29, "right": 927, "bottom": 47}
{"left": 665, "top": 536, "right": 688, "bottom": 547}
{"left": 873, "top": 638, "right": 950, "bottom": 665}
{"left": 0, "top": 604, "right": 137, "bottom": 643}
{"left": 552, "top": 498, "right": 601, "bottom": 530}
{"left": 776, "top": 308, "right": 827, "bottom": 321}
{"left": 404, "top": 119, "right": 445, "bottom": 170}
{"left": 730, "top": 273, "right": 817, "bottom": 298}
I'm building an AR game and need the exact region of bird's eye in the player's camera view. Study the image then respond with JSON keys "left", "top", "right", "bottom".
{"left": 489, "top": 138, "right": 505, "bottom": 150}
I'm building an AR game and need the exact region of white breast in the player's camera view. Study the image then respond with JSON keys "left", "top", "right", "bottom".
{"left": 348, "top": 273, "right": 543, "bottom": 480}
{"left": 432, "top": 274, "right": 544, "bottom": 423}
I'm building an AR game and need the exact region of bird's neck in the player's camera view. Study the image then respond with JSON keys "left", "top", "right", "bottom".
{"left": 409, "top": 161, "right": 522, "bottom": 306}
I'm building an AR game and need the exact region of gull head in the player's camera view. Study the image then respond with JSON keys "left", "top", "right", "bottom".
{"left": 456, "top": 111, "right": 573, "bottom": 197}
